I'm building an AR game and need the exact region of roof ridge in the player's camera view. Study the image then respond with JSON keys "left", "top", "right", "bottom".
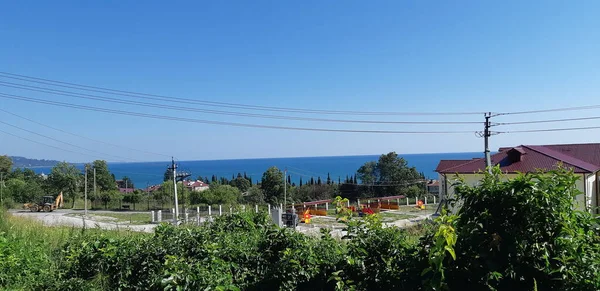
{"left": 523, "top": 145, "right": 599, "bottom": 172}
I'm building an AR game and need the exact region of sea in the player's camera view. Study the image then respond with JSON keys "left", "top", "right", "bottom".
{"left": 27, "top": 152, "right": 481, "bottom": 187}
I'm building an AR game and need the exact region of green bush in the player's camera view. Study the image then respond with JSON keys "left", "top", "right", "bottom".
{"left": 0, "top": 168, "right": 599, "bottom": 290}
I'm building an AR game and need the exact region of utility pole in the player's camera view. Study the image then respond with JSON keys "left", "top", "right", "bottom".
{"left": 147, "top": 182, "right": 150, "bottom": 210}
{"left": 84, "top": 167, "right": 88, "bottom": 215}
{"left": 484, "top": 112, "right": 492, "bottom": 174}
{"left": 93, "top": 168, "right": 96, "bottom": 214}
{"left": 283, "top": 168, "right": 287, "bottom": 210}
{"left": 1, "top": 172, "right": 3, "bottom": 206}
{"left": 169, "top": 158, "right": 179, "bottom": 222}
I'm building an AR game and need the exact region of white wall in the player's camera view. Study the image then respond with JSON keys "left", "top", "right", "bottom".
{"left": 439, "top": 172, "right": 597, "bottom": 213}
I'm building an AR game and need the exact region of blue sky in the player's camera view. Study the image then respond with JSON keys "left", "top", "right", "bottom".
{"left": 1, "top": 1, "right": 599, "bottom": 162}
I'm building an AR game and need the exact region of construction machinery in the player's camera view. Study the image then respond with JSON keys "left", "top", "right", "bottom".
{"left": 23, "top": 192, "right": 64, "bottom": 212}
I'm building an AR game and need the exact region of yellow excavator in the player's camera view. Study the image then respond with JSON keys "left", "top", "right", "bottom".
{"left": 23, "top": 192, "right": 64, "bottom": 212}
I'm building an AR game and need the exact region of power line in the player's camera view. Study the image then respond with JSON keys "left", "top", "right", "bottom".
{"left": 0, "top": 128, "right": 106, "bottom": 160}
{"left": 501, "top": 126, "right": 600, "bottom": 134}
{"left": 0, "top": 120, "right": 137, "bottom": 162}
{"left": 0, "top": 71, "right": 485, "bottom": 116}
{"left": 0, "top": 92, "right": 475, "bottom": 134}
{"left": 497, "top": 104, "right": 600, "bottom": 116}
{"left": 494, "top": 116, "right": 600, "bottom": 126}
{"left": 0, "top": 108, "right": 171, "bottom": 158}
{"left": 0, "top": 81, "right": 481, "bottom": 125}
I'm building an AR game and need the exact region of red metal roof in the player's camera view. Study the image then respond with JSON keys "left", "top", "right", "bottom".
{"left": 437, "top": 143, "right": 600, "bottom": 174}
{"left": 435, "top": 160, "right": 473, "bottom": 172}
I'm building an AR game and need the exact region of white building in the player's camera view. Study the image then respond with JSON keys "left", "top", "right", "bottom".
{"left": 436, "top": 144, "right": 600, "bottom": 214}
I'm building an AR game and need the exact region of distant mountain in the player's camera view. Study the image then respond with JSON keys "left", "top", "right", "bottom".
{"left": 10, "top": 156, "right": 60, "bottom": 168}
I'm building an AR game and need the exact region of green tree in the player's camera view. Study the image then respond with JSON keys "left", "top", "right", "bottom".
{"left": 47, "top": 162, "right": 81, "bottom": 208}
{"left": 121, "top": 176, "right": 134, "bottom": 189}
{"left": 123, "top": 191, "right": 142, "bottom": 210}
{"left": 230, "top": 174, "right": 251, "bottom": 192}
{"left": 261, "top": 167, "right": 284, "bottom": 204}
{"left": 164, "top": 168, "right": 173, "bottom": 182}
{"left": 0, "top": 155, "right": 12, "bottom": 176}
{"left": 242, "top": 185, "right": 265, "bottom": 204}
{"left": 191, "top": 184, "right": 241, "bottom": 205}
{"left": 356, "top": 152, "right": 422, "bottom": 197}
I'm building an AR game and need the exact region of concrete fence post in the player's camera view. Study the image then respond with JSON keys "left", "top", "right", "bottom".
{"left": 185, "top": 212, "right": 189, "bottom": 223}
{"left": 357, "top": 199, "right": 360, "bottom": 207}
{"left": 157, "top": 210, "right": 162, "bottom": 222}
{"left": 325, "top": 202, "right": 329, "bottom": 211}
{"left": 397, "top": 198, "right": 400, "bottom": 206}
{"left": 255, "top": 205, "right": 258, "bottom": 213}
{"left": 347, "top": 200, "right": 350, "bottom": 207}
{"left": 208, "top": 205, "right": 212, "bottom": 216}
{"left": 242, "top": 205, "right": 246, "bottom": 212}
{"left": 196, "top": 207, "right": 200, "bottom": 226}
{"left": 219, "top": 205, "right": 222, "bottom": 216}
{"left": 151, "top": 211, "right": 155, "bottom": 223}
{"left": 425, "top": 197, "right": 428, "bottom": 205}
{"left": 268, "top": 204, "right": 271, "bottom": 214}
{"left": 434, "top": 196, "right": 436, "bottom": 204}
{"left": 229, "top": 206, "right": 232, "bottom": 215}
{"left": 172, "top": 208, "right": 176, "bottom": 223}
{"left": 406, "top": 198, "right": 409, "bottom": 206}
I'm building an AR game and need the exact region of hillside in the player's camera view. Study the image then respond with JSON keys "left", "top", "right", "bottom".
{"left": 10, "top": 156, "right": 60, "bottom": 168}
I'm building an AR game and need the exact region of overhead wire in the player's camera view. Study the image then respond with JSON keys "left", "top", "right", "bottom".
{"left": 500, "top": 126, "right": 600, "bottom": 134}
{"left": 0, "top": 120, "right": 137, "bottom": 162}
{"left": 493, "top": 116, "right": 600, "bottom": 126}
{"left": 0, "top": 92, "right": 476, "bottom": 134}
{"left": 0, "top": 128, "right": 110, "bottom": 160}
{"left": 0, "top": 108, "right": 172, "bottom": 158}
{"left": 0, "top": 71, "right": 486, "bottom": 116}
{"left": 0, "top": 81, "right": 481, "bottom": 125}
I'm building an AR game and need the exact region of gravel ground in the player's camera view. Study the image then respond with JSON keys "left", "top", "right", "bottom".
{"left": 9, "top": 209, "right": 157, "bottom": 232}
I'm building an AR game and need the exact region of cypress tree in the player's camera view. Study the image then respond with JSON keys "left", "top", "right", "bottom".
{"left": 212, "top": 175, "right": 217, "bottom": 183}
{"left": 287, "top": 175, "right": 291, "bottom": 185}
{"left": 353, "top": 175, "right": 358, "bottom": 184}
{"left": 317, "top": 177, "right": 322, "bottom": 185}
{"left": 326, "top": 173, "right": 331, "bottom": 185}
{"left": 299, "top": 177, "right": 303, "bottom": 186}
{"left": 310, "top": 177, "right": 315, "bottom": 185}
{"left": 338, "top": 176, "right": 341, "bottom": 185}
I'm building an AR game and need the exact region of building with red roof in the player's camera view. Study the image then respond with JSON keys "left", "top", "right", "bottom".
{"left": 436, "top": 143, "right": 600, "bottom": 213}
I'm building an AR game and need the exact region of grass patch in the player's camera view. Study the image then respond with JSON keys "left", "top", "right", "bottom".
{"left": 378, "top": 211, "right": 415, "bottom": 222}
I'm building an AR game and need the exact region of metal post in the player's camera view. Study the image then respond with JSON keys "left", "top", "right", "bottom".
{"left": 84, "top": 167, "right": 88, "bottom": 215}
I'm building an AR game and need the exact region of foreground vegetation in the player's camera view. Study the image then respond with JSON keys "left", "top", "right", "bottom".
{"left": 1, "top": 168, "right": 599, "bottom": 290}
